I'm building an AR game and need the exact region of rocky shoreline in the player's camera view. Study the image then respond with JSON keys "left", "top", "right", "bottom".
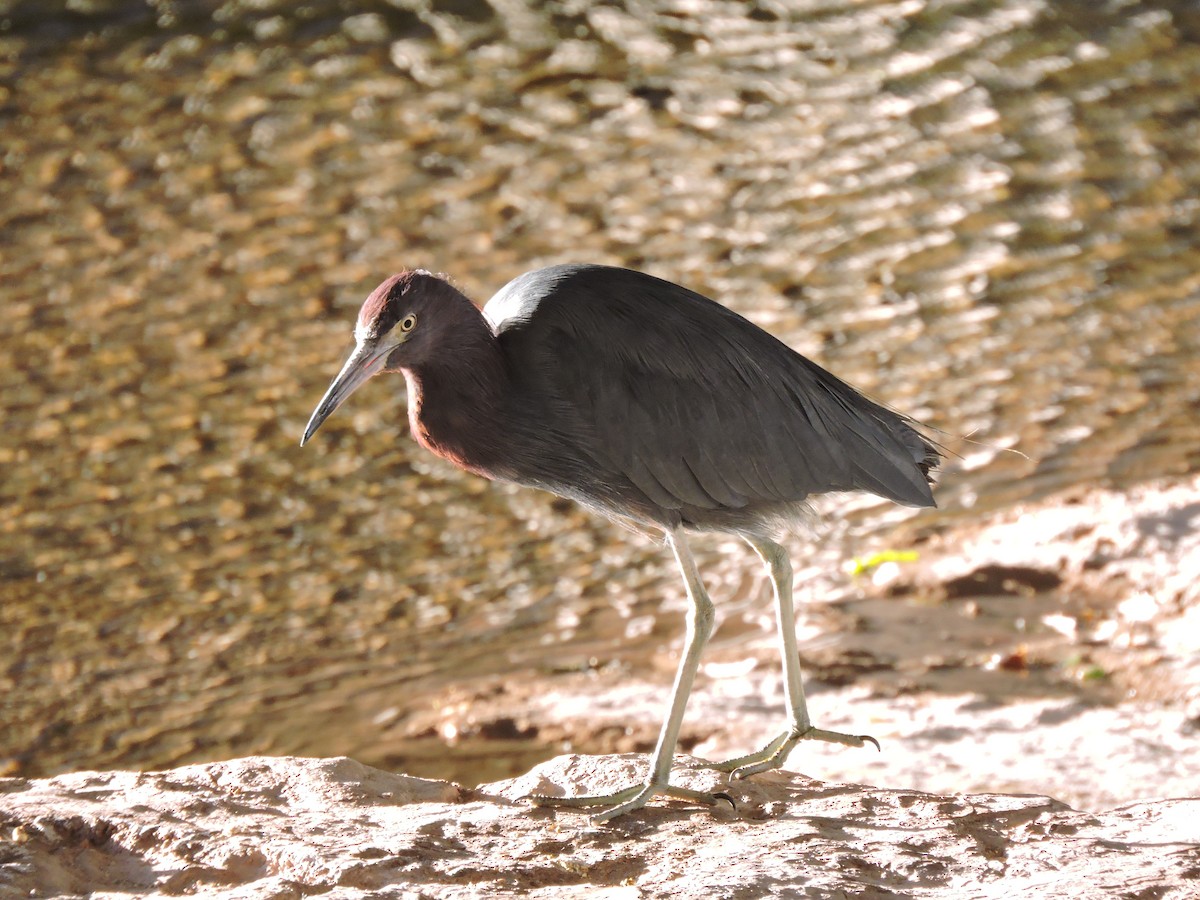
{"left": 3, "top": 754, "right": 1197, "bottom": 897}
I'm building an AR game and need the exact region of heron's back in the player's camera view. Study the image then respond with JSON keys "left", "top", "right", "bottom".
{"left": 484, "top": 264, "right": 939, "bottom": 535}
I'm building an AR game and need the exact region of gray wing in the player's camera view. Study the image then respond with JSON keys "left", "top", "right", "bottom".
{"left": 487, "top": 264, "right": 936, "bottom": 516}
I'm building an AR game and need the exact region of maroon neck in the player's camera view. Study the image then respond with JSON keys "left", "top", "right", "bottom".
{"left": 402, "top": 326, "right": 510, "bottom": 478}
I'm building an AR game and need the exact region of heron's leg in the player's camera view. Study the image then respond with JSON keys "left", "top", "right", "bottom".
{"left": 711, "top": 536, "right": 879, "bottom": 778}
{"left": 527, "top": 526, "right": 720, "bottom": 823}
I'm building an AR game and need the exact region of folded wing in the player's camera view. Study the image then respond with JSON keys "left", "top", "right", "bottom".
{"left": 486, "top": 265, "right": 937, "bottom": 519}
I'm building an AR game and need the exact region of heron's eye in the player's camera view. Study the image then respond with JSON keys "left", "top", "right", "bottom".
{"left": 400, "top": 314, "right": 417, "bottom": 333}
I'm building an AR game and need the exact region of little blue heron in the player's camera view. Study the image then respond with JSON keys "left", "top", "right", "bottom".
{"left": 302, "top": 263, "right": 939, "bottom": 823}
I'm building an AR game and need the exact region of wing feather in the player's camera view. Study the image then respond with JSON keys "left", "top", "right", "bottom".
{"left": 486, "top": 265, "right": 936, "bottom": 522}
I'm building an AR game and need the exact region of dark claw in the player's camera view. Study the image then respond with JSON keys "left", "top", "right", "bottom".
{"left": 861, "top": 734, "right": 881, "bottom": 752}
{"left": 711, "top": 791, "right": 736, "bottom": 812}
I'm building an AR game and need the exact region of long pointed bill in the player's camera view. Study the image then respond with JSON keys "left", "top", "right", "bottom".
{"left": 301, "top": 342, "right": 391, "bottom": 446}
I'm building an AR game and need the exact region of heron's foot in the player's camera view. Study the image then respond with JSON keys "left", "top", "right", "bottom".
{"left": 712, "top": 725, "right": 881, "bottom": 779}
{"left": 526, "top": 781, "right": 728, "bottom": 824}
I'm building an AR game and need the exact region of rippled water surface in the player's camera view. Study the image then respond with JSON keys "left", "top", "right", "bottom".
{"left": 2, "top": 0, "right": 1198, "bottom": 780}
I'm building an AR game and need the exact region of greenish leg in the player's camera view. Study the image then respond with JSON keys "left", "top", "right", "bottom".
{"left": 526, "top": 526, "right": 721, "bottom": 823}
{"left": 710, "top": 536, "right": 879, "bottom": 778}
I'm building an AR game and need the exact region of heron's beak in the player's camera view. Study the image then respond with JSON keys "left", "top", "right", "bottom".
{"left": 301, "top": 342, "right": 391, "bottom": 446}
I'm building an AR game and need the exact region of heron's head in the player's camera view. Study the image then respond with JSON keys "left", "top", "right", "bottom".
{"left": 301, "top": 269, "right": 459, "bottom": 445}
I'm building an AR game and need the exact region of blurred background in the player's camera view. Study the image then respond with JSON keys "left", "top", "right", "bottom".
{"left": 2, "top": 0, "right": 1197, "bottom": 807}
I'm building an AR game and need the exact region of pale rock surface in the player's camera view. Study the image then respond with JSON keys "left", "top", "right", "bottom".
{"left": 2, "top": 754, "right": 1198, "bottom": 898}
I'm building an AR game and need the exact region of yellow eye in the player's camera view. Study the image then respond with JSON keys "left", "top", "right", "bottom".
{"left": 400, "top": 314, "right": 417, "bottom": 333}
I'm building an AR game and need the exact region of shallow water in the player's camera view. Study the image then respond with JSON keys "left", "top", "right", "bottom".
{"left": 1, "top": 0, "right": 1198, "bottom": 780}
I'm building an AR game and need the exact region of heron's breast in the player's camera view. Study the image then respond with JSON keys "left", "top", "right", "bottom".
{"left": 408, "top": 396, "right": 505, "bottom": 480}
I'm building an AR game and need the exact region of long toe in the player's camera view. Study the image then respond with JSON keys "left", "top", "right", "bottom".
{"left": 525, "top": 782, "right": 722, "bottom": 824}
{"left": 589, "top": 784, "right": 662, "bottom": 824}
{"left": 804, "top": 727, "right": 881, "bottom": 750}
{"left": 709, "top": 730, "right": 793, "bottom": 774}
{"left": 716, "top": 725, "right": 881, "bottom": 778}
{"left": 525, "top": 783, "right": 645, "bottom": 810}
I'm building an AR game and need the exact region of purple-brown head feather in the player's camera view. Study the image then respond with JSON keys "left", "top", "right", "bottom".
{"left": 355, "top": 270, "right": 423, "bottom": 343}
